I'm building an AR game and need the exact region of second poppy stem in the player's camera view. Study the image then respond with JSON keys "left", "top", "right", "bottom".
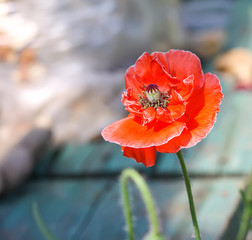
{"left": 120, "top": 168, "right": 163, "bottom": 240}
{"left": 176, "top": 150, "right": 201, "bottom": 240}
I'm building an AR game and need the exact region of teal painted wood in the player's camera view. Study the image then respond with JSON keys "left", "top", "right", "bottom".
{"left": 221, "top": 92, "right": 252, "bottom": 174}
{"left": 0, "top": 180, "right": 110, "bottom": 240}
{"left": 185, "top": 178, "right": 243, "bottom": 240}
{"left": 80, "top": 142, "right": 147, "bottom": 173}
{"left": 47, "top": 141, "right": 149, "bottom": 176}
{"left": 76, "top": 178, "right": 244, "bottom": 240}
{"left": 156, "top": 178, "right": 244, "bottom": 240}
{"left": 49, "top": 143, "right": 98, "bottom": 174}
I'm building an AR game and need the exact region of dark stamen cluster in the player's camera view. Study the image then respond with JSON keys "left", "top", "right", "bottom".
{"left": 138, "top": 91, "right": 170, "bottom": 110}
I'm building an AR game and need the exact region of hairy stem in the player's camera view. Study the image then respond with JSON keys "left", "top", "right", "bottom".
{"left": 120, "top": 168, "right": 162, "bottom": 240}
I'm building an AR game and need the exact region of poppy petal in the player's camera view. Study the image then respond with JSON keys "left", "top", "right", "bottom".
{"left": 156, "top": 90, "right": 185, "bottom": 124}
{"left": 166, "top": 89, "right": 186, "bottom": 121}
{"left": 187, "top": 73, "right": 223, "bottom": 145}
{"left": 156, "top": 73, "right": 223, "bottom": 152}
{"left": 125, "top": 66, "right": 144, "bottom": 99}
{"left": 122, "top": 88, "right": 143, "bottom": 116}
{"left": 122, "top": 146, "right": 156, "bottom": 167}
{"left": 122, "top": 88, "right": 136, "bottom": 105}
{"left": 134, "top": 52, "right": 152, "bottom": 84}
{"left": 149, "top": 57, "right": 180, "bottom": 91}
{"left": 142, "top": 107, "right": 156, "bottom": 125}
{"left": 151, "top": 52, "right": 181, "bottom": 87}
{"left": 164, "top": 50, "right": 204, "bottom": 89}
{"left": 101, "top": 116, "right": 186, "bottom": 148}
{"left": 176, "top": 75, "right": 194, "bottom": 101}
{"left": 125, "top": 104, "right": 143, "bottom": 116}
{"left": 156, "top": 136, "right": 184, "bottom": 153}
{"left": 156, "top": 107, "right": 171, "bottom": 123}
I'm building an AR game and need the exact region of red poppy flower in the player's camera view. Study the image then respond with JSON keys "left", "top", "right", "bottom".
{"left": 102, "top": 50, "right": 223, "bottom": 167}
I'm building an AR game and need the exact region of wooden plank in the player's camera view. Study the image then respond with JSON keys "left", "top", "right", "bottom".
{"left": 81, "top": 143, "right": 147, "bottom": 173}
{"left": 185, "top": 179, "right": 243, "bottom": 240}
{"left": 76, "top": 177, "right": 245, "bottom": 240}
{"left": 49, "top": 142, "right": 97, "bottom": 175}
{"left": 0, "top": 180, "right": 111, "bottom": 240}
{"left": 48, "top": 141, "right": 149, "bottom": 176}
{"left": 221, "top": 92, "right": 252, "bottom": 174}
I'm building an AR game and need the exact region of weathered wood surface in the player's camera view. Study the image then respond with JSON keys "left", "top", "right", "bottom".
{"left": 0, "top": 180, "right": 111, "bottom": 240}
{"left": 77, "top": 178, "right": 245, "bottom": 240}
{"left": 0, "top": 177, "right": 246, "bottom": 240}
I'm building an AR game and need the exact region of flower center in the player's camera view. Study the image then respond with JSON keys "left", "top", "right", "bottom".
{"left": 138, "top": 84, "right": 170, "bottom": 110}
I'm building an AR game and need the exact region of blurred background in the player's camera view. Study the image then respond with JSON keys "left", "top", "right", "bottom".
{"left": 0, "top": 0, "right": 252, "bottom": 239}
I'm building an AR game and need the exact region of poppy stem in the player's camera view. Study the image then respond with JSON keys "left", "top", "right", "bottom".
{"left": 176, "top": 150, "right": 201, "bottom": 240}
{"left": 120, "top": 170, "right": 134, "bottom": 240}
{"left": 120, "top": 168, "right": 163, "bottom": 240}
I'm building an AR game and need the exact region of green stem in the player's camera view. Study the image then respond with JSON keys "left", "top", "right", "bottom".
{"left": 120, "top": 168, "right": 162, "bottom": 240}
{"left": 237, "top": 173, "right": 252, "bottom": 240}
{"left": 32, "top": 202, "right": 58, "bottom": 240}
{"left": 120, "top": 171, "right": 134, "bottom": 240}
{"left": 176, "top": 151, "right": 201, "bottom": 240}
